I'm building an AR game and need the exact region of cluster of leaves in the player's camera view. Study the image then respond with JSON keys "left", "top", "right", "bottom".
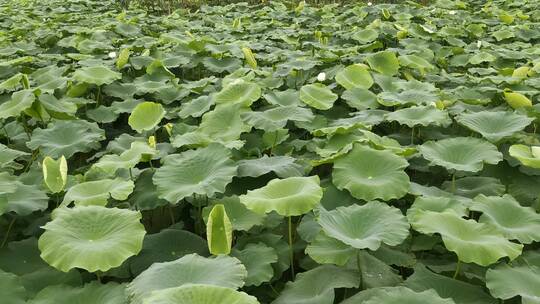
{"left": 1, "top": 0, "right": 540, "bottom": 303}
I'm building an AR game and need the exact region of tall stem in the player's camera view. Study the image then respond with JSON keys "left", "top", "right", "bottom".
{"left": 410, "top": 127, "right": 414, "bottom": 145}
{"left": 356, "top": 250, "right": 363, "bottom": 290}
{"left": 453, "top": 260, "right": 461, "bottom": 279}
{"left": 451, "top": 172, "right": 456, "bottom": 194}
{"left": 1, "top": 218, "right": 16, "bottom": 248}
{"left": 288, "top": 216, "right": 295, "bottom": 280}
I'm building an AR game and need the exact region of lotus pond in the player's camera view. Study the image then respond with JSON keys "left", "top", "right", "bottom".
{"left": 1, "top": 0, "right": 540, "bottom": 303}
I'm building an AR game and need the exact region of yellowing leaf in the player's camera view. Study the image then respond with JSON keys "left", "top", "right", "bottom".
{"left": 206, "top": 204, "right": 233, "bottom": 255}
{"left": 42, "top": 155, "right": 68, "bottom": 193}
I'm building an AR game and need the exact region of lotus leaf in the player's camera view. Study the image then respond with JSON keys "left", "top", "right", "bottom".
{"left": 206, "top": 204, "right": 232, "bottom": 255}
{"left": 232, "top": 243, "right": 278, "bottom": 286}
{"left": 332, "top": 144, "right": 410, "bottom": 201}
{"left": 38, "top": 206, "right": 145, "bottom": 272}
{"left": 0, "top": 89, "right": 35, "bottom": 119}
{"left": 385, "top": 105, "right": 452, "bottom": 128}
{"left": 456, "top": 111, "right": 534, "bottom": 142}
{"left": 237, "top": 155, "right": 304, "bottom": 178}
{"left": 61, "top": 178, "right": 134, "bottom": 206}
{"left": 142, "top": 284, "right": 259, "bottom": 304}
{"left": 299, "top": 83, "right": 338, "bottom": 110}
{"left": 42, "top": 156, "right": 67, "bottom": 193}
{"left": 366, "top": 51, "right": 400, "bottom": 76}
{"left": 214, "top": 80, "right": 261, "bottom": 107}
{"left": 509, "top": 144, "right": 540, "bottom": 168}
{"left": 419, "top": 137, "right": 502, "bottom": 172}
{"left": 335, "top": 64, "right": 373, "bottom": 90}
{"left": 28, "top": 282, "right": 127, "bottom": 304}
{"left": 128, "top": 101, "right": 165, "bottom": 133}
{"left": 72, "top": 66, "right": 122, "bottom": 86}
{"left": 238, "top": 176, "right": 323, "bottom": 216}
{"left": 486, "top": 263, "right": 540, "bottom": 302}
{"left": 412, "top": 211, "right": 523, "bottom": 266}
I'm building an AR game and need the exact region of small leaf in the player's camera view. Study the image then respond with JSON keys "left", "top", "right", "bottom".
{"left": 116, "top": 48, "right": 130, "bottom": 69}
{"left": 206, "top": 204, "right": 233, "bottom": 255}
{"left": 299, "top": 83, "right": 338, "bottom": 110}
{"left": 366, "top": 51, "right": 400, "bottom": 76}
{"left": 42, "top": 156, "right": 67, "bottom": 193}
{"left": 242, "top": 47, "right": 257, "bottom": 69}
{"left": 504, "top": 91, "right": 532, "bottom": 109}
{"left": 335, "top": 64, "right": 373, "bottom": 90}
{"left": 128, "top": 101, "right": 165, "bottom": 133}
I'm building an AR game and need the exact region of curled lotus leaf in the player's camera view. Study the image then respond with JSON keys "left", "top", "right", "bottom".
{"left": 366, "top": 51, "right": 400, "bottom": 76}
{"left": 299, "top": 83, "right": 338, "bottom": 110}
{"left": 61, "top": 178, "right": 134, "bottom": 206}
{"left": 38, "top": 206, "right": 146, "bottom": 272}
{"left": 385, "top": 105, "right": 452, "bottom": 128}
{"left": 508, "top": 144, "right": 540, "bottom": 168}
{"left": 239, "top": 176, "right": 323, "bottom": 216}
{"left": 335, "top": 64, "right": 373, "bottom": 90}
{"left": 72, "top": 66, "right": 122, "bottom": 86}
{"left": 128, "top": 101, "right": 166, "bottom": 133}
{"left": 486, "top": 263, "right": 540, "bottom": 302}
{"left": 411, "top": 211, "right": 523, "bottom": 266}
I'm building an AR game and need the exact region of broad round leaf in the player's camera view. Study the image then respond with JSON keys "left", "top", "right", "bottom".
{"left": 128, "top": 102, "right": 165, "bottom": 133}
{"left": 486, "top": 263, "right": 540, "bottom": 301}
{"left": 305, "top": 232, "right": 355, "bottom": 266}
{"left": 318, "top": 202, "right": 410, "bottom": 251}
{"left": 73, "top": 66, "right": 122, "bottom": 86}
{"left": 214, "top": 80, "right": 261, "bottom": 107}
{"left": 366, "top": 51, "right": 400, "bottom": 76}
{"left": 456, "top": 111, "right": 533, "bottom": 142}
{"left": 363, "top": 286, "right": 456, "bottom": 304}
{"left": 142, "top": 284, "right": 259, "bottom": 304}
{"left": 0, "top": 269, "right": 26, "bottom": 304}
{"left": 28, "top": 282, "right": 127, "bottom": 304}
{"left": 419, "top": 137, "right": 502, "bottom": 172}
{"left": 27, "top": 120, "right": 105, "bottom": 159}
{"left": 241, "top": 105, "right": 314, "bottom": 131}
{"left": 470, "top": 194, "right": 540, "bottom": 244}
{"left": 0, "top": 89, "right": 35, "bottom": 119}
{"left": 153, "top": 144, "right": 237, "bottom": 203}
{"left": 335, "top": 64, "right": 373, "bottom": 90}
{"left": 238, "top": 176, "right": 323, "bottom": 216}
{"left": 202, "top": 196, "right": 265, "bottom": 231}
{"left": 237, "top": 155, "right": 304, "bottom": 178}
{"left": 232, "top": 243, "right": 278, "bottom": 286}
{"left": 299, "top": 83, "right": 338, "bottom": 110}
{"left": 127, "top": 254, "right": 247, "bottom": 304}
{"left": 385, "top": 105, "right": 451, "bottom": 128}
{"left": 61, "top": 178, "right": 134, "bottom": 206}
{"left": 332, "top": 144, "right": 410, "bottom": 201}
{"left": 412, "top": 211, "right": 523, "bottom": 266}
{"left": 509, "top": 144, "right": 540, "bottom": 168}
{"left": 38, "top": 206, "right": 146, "bottom": 272}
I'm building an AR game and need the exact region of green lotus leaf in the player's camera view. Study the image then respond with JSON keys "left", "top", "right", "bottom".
{"left": 456, "top": 111, "right": 534, "bottom": 142}
{"left": 232, "top": 243, "right": 278, "bottom": 286}
{"left": 405, "top": 264, "right": 494, "bottom": 304}
{"left": 418, "top": 137, "right": 502, "bottom": 172}
{"left": 203, "top": 57, "right": 242, "bottom": 73}
{"left": 178, "top": 95, "right": 214, "bottom": 119}
{"left": 241, "top": 105, "right": 314, "bottom": 131}
{"left": 93, "top": 141, "right": 156, "bottom": 175}
{"left": 504, "top": 91, "right": 532, "bottom": 109}
{"left": 385, "top": 105, "right": 452, "bottom": 128}
{"left": 142, "top": 284, "right": 259, "bottom": 304}
{"left": 352, "top": 28, "right": 378, "bottom": 44}
{"left": 61, "top": 178, "right": 134, "bottom": 206}
{"left": 377, "top": 89, "right": 439, "bottom": 107}
{"left": 0, "top": 73, "right": 23, "bottom": 92}
{"left": 128, "top": 101, "right": 165, "bottom": 133}
{"left": 0, "top": 269, "right": 27, "bottom": 304}
{"left": 72, "top": 66, "right": 122, "bottom": 86}
{"left": 214, "top": 80, "right": 261, "bottom": 107}
{"left": 130, "top": 169, "right": 169, "bottom": 211}
{"left": 305, "top": 231, "right": 356, "bottom": 266}
{"left": 237, "top": 155, "right": 304, "bottom": 178}
{"left": 442, "top": 176, "right": 505, "bottom": 198}
{"left": 398, "top": 55, "right": 435, "bottom": 73}
{"left": 42, "top": 156, "right": 67, "bottom": 193}
{"left": 351, "top": 250, "right": 403, "bottom": 288}
{"left": 299, "top": 83, "right": 338, "bottom": 110}
{"left": 153, "top": 144, "right": 237, "bottom": 204}
{"left": 28, "top": 282, "right": 127, "bottom": 304}
{"left": 238, "top": 176, "right": 323, "bottom": 216}
{"left": 0, "top": 143, "right": 28, "bottom": 171}
{"left": 38, "top": 94, "right": 78, "bottom": 118}
{"left": 27, "top": 120, "right": 105, "bottom": 159}
{"left": 318, "top": 202, "right": 410, "bottom": 251}
{"left": 272, "top": 265, "right": 359, "bottom": 304}
{"left": 470, "top": 194, "right": 540, "bottom": 244}
{"left": 412, "top": 211, "right": 523, "bottom": 266}
{"left": 0, "top": 172, "right": 48, "bottom": 216}
{"left": 128, "top": 228, "right": 209, "bottom": 275}
{"left": 332, "top": 144, "right": 410, "bottom": 201}
{"left": 38, "top": 206, "right": 146, "bottom": 272}
{"left": 0, "top": 89, "right": 35, "bottom": 119}
{"left": 366, "top": 51, "right": 400, "bottom": 76}
{"left": 509, "top": 144, "right": 540, "bottom": 168}
{"left": 335, "top": 64, "right": 373, "bottom": 90}
{"left": 127, "top": 254, "right": 247, "bottom": 304}
{"left": 363, "top": 286, "right": 455, "bottom": 304}
{"left": 264, "top": 90, "right": 302, "bottom": 107}
{"left": 341, "top": 87, "right": 379, "bottom": 110}
{"left": 486, "top": 263, "right": 540, "bottom": 302}
{"left": 407, "top": 195, "right": 469, "bottom": 224}
{"left": 202, "top": 196, "right": 265, "bottom": 231}
{"left": 206, "top": 204, "right": 233, "bottom": 255}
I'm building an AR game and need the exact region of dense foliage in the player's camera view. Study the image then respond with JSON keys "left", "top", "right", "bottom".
{"left": 1, "top": 0, "right": 540, "bottom": 303}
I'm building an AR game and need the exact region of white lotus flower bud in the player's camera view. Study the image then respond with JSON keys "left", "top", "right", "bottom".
{"left": 449, "top": 10, "right": 456, "bottom": 15}
{"left": 317, "top": 72, "right": 326, "bottom": 82}
{"left": 108, "top": 51, "right": 117, "bottom": 59}
{"left": 429, "top": 101, "right": 437, "bottom": 108}
{"left": 477, "top": 40, "right": 482, "bottom": 48}
{"left": 367, "top": 2, "right": 373, "bottom": 6}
